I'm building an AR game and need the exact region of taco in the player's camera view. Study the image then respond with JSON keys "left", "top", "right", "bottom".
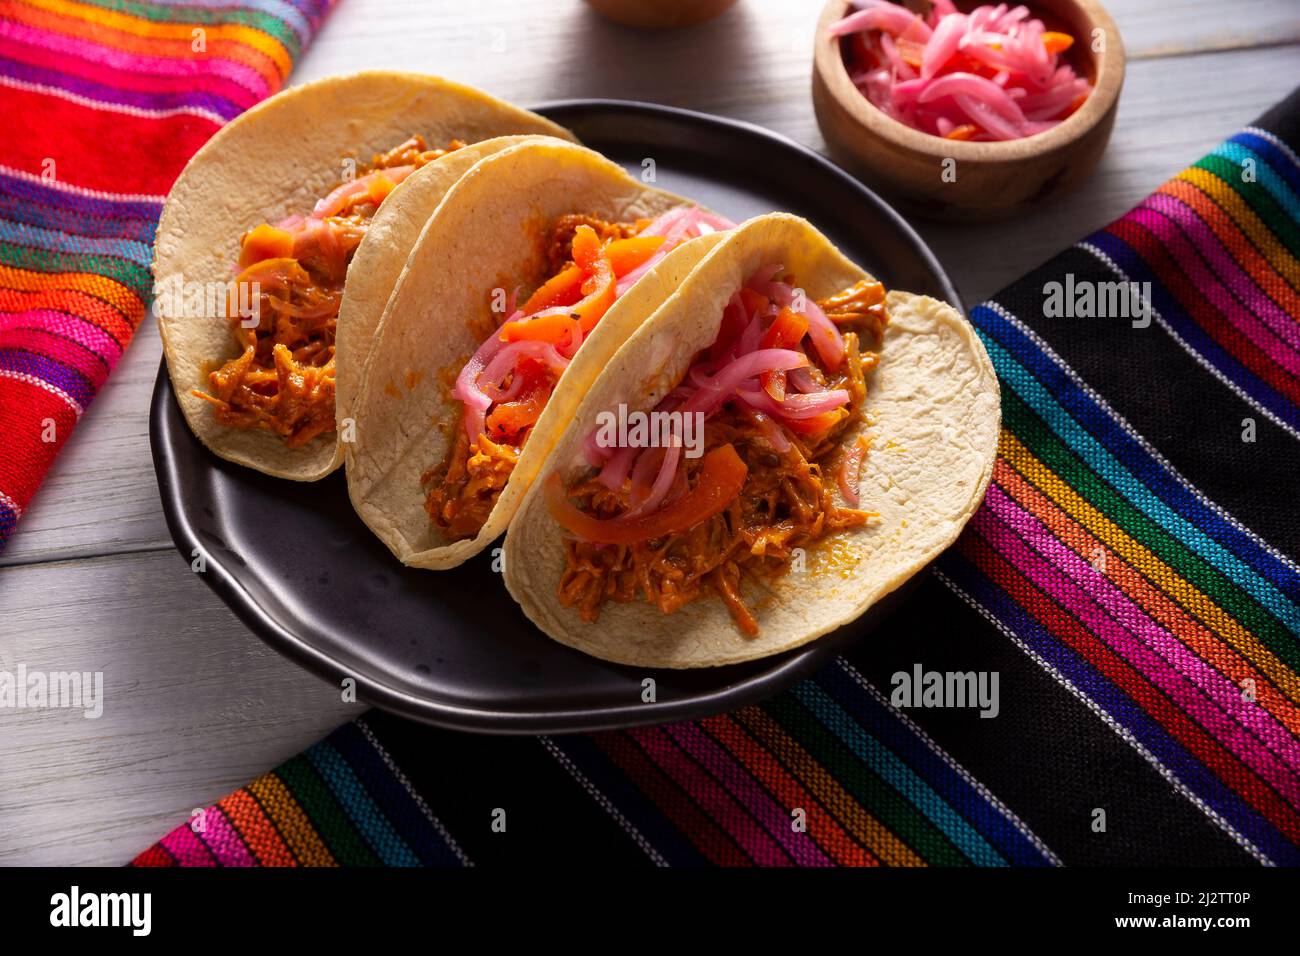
{"left": 502, "top": 213, "right": 1000, "bottom": 668}
{"left": 346, "top": 138, "right": 734, "bottom": 569}
{"left": 154, "top": 70, "right": 574, "bottom": 480}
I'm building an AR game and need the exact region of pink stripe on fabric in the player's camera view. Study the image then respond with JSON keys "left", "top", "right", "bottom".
{"left": 0, "top": 20, "right": 269, "bottom": 101}
{"left": 1128, "top": 204, "right": 1300, "bottom": 376}
{"left": 0, "top": 328, "right": 111, "bottom": 385}
{"left": 663, "top": 722, "right": 833, "bottom": 866}
{"left": 983, "top": 482, "right": 1300, "bottom": 773}
{"left": 195, "top": 807, "right": 257, "bottom": 867}
{"left": 628, "top": 725, "right": 792, "bottom": 865}
{"left": 0, "top": 310, "right": 126, "bottom": 363}
{"left": 973, "top": 505, "right": 1300, "bottom": 808}
{"left": 159, "top": 822, "right": 217, "bottom": 866}
{"left": 0, "top": 33, "right": 253, "bottom": 111}
{"left": 1140, "top": 192, "right": 1300, "bottom": 351}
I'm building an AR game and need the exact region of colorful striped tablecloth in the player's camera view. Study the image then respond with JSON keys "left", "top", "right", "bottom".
{"left": 0, "top": 0, "right": 335, "bottom": 547}
{"left": 133, "top": 91, "right": 1300, "bottom": 867}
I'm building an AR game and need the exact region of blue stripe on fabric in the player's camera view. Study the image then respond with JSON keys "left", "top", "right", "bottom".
{"left": 0, "top": 167, "right": 162, "bottom": 220}
{"left": 0, "top": 190, "right": 157, "bottom": 244}
{"left": 819, "top": 662, "right": 1056, "bottom": 866}
{"left": 1234, "top": 132, "right": 1300, "bottom": 200}
{"left": 303, "top": 739, "right": 421, "bottom": 867}
{"left": 0, "top": 216, "right": 152, "bottom": 267}
{"left": 1211, "top": 142, "right": 1300, "bottom": 221}
{"left": 790, "top": 681, "right": 1008, "bottom": 867}
{"left": 329, "top": 723, "right": 465, "bottom": 867}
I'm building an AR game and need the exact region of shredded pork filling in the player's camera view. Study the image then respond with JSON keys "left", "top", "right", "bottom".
{"left": 422, "top": 214, "right": 641, "bottom": 540}
{"left": 195, "top": 135, "right": 464, "bottom": 447}
{"left": 556, "top": 279, "right": 888, "bottom": 636}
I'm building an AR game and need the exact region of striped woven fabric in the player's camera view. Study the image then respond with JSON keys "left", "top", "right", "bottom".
{"left": 0, "top": 0, "right": 334, "bottom": 549}
{"left": 134, "top": 91, "right": 1300, "bottom": 868}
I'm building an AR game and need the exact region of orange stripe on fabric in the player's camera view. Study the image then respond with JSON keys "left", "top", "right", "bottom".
{"left": 0, "top": 287, "right": 136, "bottom": 345}
{"left": 1158, "top": 179, "right": 1300, "bottom": 314}
{"left": 1173, "top": 167, "right": 1300, "bottom": 287}
{"left": 0, "top": 264, "right": 142, "bottom": 321}
{"left": 700, "top": 714, "right": 880, "bottom": 866}
{"left": 217, "top": 789, "right": 297, "bottom": 867}
{"left": 993, "top": 459, "right": 1300, "bottom": 725}
{"left": 733, "top": 707, "right": 924, "bottom": 867}
{"left": 15, "top": 0, "right": 292, "bottom": 80}
{"left": 0, "top": 0, "right": 285, "bottom": 89}
{"left": 246, "top": 771, "right": 336, "bottom": 867}
{"left": 998, "top": 432, "right": 1299, "bottom": 700}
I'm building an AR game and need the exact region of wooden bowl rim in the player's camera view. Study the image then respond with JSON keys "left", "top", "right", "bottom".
{"left": 813, "top": 0, "right": 1126, "bottom": 164}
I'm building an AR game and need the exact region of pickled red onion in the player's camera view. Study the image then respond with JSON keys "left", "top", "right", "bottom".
{"left": 615, "top": 206, "right": 736, "bottom": 296}
{"left": 736, "top": 386, "right": 851, "bottom": 420}
{"left": 451, "top": 332, "right": 504, "bottom": 443}
{"left": 477, "top": 341, "right": 569, "bottom": 399}
{"left": 626, "top": 442, "right": 682, "bottom": 517}
{"left": 581, "top": 265, "right": 860, "bottom": 504}
{"left": 831, "top": 1, "right": 1092, "bottom": 142}
{"left": 313, "top": 165, "right": 415, "bottom": 218}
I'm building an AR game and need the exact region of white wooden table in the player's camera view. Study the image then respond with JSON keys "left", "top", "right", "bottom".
{"left": 1, "top": 0, "right": 1296, "bottom": 866}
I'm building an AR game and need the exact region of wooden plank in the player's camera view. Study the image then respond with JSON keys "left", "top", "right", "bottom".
{"left": 0, "top": 550, "right": 361, "bottom": 865}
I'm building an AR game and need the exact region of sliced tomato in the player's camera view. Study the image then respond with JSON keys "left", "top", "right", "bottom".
{"left": 484, "top": 358, "right": 553, "bottom": 442}
{"left": 738, "top": 287, "right": 770, "bottom": 318}
{"left": 760, "top": 307, "right": 809, "bottom": 350}
{"left": 780, "top": 409, "right": 846, "bottom": 435}
{"left": 759, "top": 307, "right": 809, "bottom": 399}
{"left": 605, "top": 235, "right": 665, "bottom": 277}
{"left": 520, "top": 265, "right": 583, "bottom": 315}
{"left": 500, "top": 225, "right": 616, "bottom": 344}
{"left": 547, "top": 444, "right": 748, "bottom": 544}
{"left": 238, "top": 224, "right": 295, "bottom": 268}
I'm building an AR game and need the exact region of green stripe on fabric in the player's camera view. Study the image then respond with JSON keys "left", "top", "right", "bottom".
{"left": 274, "top": 755, "right": 380, "bottom": 867}
{"left": 1002, "top": 389, "right": 1300, "bottom": 659}
{"left": 793, "top": 682, "right": 1008, "bottom": 866}
{"left": 304, "top": 740, "right": 420, "bottom": 866}
{"left": 0, "top": 241, "right": 151, "bottom": 301}
{"left": 64, "top": 0, "right": 304, "bottom": 57}
{"left": 763, "top": 694, "right": 969, "bottom": 866}
{"left": 1194, "top": 155, "right": 1300, "bottom": 258}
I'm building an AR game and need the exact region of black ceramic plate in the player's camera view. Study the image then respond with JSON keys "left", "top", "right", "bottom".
{"left": 151, "top": 100, "right": 960, "bottom": 734}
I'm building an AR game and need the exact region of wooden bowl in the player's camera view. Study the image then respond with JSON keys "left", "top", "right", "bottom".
{"left": 812, "top": 0, "right": 1125, "bottom": 219}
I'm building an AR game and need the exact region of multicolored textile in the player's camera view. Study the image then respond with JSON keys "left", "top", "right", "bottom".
{"left": 0, "top": 0, "right": 335, "bottom": 550}
{"left": 134, "top": 90, "right": 1300, "bottom": 867}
